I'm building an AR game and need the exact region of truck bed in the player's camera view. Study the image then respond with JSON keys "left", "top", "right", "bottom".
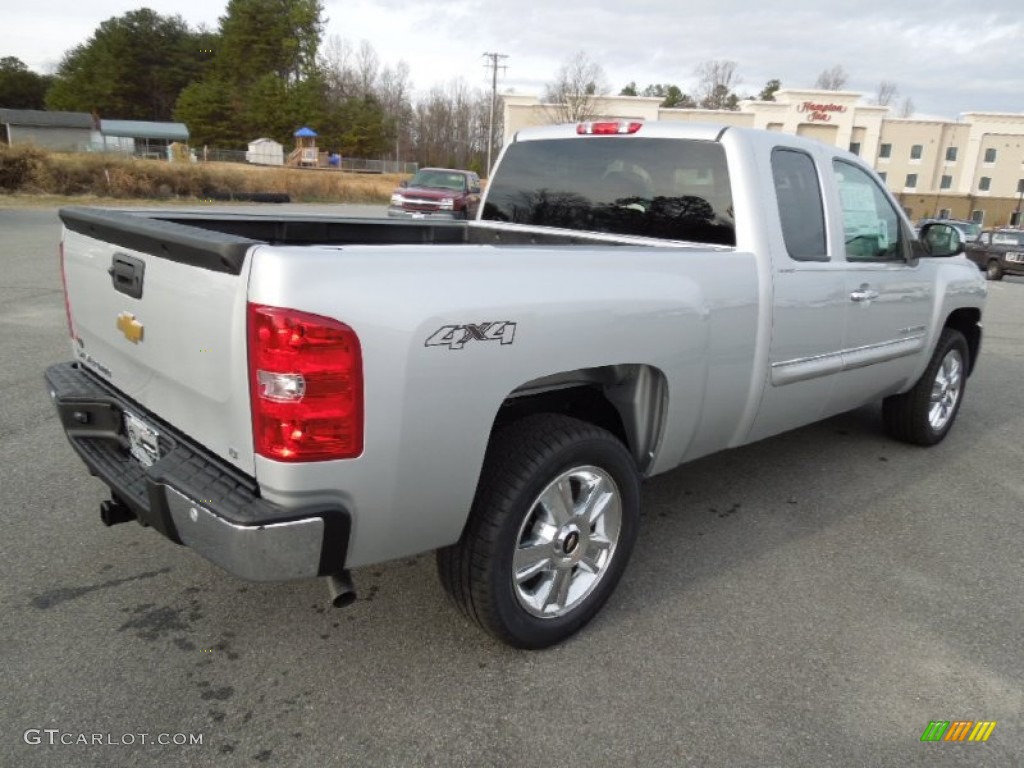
{"left": 59, "top": 208, "right": 681, "bottom": 277}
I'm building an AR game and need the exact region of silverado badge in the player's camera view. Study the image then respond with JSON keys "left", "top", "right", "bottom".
{"left": 116, "top": 312, "right": 144, "bottom": 344}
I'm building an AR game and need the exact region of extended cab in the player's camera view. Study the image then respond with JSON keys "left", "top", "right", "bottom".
{"left": 46, "top": 121, "right": 985, "bottom": 648}
{"left": 387, "top": 167, "right": 482, "bottom": 219}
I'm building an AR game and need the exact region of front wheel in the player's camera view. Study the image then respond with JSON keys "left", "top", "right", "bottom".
{"left": 882, "top": 328, "right": 969, "bottom": 446}
{"left": 437, "top": 414, "right": 640, "bottom": 649}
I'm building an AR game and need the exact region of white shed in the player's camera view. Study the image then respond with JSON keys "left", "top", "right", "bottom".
{"left": 246, "top": 138, "right": 284, "bottom": 166}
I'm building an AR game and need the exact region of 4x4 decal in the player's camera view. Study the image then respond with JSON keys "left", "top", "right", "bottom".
{"left": 425, "top": 321, "right": 517, "bottom": 350}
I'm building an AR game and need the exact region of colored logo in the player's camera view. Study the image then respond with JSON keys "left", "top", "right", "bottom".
{"left": 920, "top": 720, "right": 996, "bottom": 742}
{"left": 116, "top": 312, "right": 144, "bottom": 344}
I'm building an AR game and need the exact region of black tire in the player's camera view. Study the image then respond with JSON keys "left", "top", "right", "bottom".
{"left": 986, "top": 260, "right": 1004, "bottom": 281}
{"left": 882, "top": 328, "right": 969, "bottom": 446}
{"left": 437, "top": 414, "right": 640, "bottom": 649}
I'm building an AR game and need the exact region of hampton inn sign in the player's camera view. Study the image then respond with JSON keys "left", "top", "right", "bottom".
{"left": 796, "top": 101, "right": 847, "bottom": 122}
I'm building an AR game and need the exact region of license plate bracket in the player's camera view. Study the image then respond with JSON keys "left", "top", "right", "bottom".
{"left": 124, "top": 411, "right": 161, "bottom": 468}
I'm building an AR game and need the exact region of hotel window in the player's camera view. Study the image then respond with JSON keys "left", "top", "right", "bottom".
{"left": 940, "top": 175, "right": 952, "bottom": 189}
{"left": 848, "top": 142, "right": 861, "bottom": 156}
{"left": 878, "top": 171, "right": 887, "bottom": 182}
{"left": 878, "top": 143, "right": 892, "bottom": 159}
{"left": 979, "top": 177, "right": 991, "bottom": 192}
{"left": 984, "top": 148, "right": 997, "bottom": 163}
{"left": 910, "top": 145, "right": 923, "bottom": 160}
{"left": 945, "top": 147, "right": 958, "bottom": 162}
{"left": 971, "top": 210, "right": 984, "bottom": 224}
{"left": 905, "top": 173, "right": 918, "bottom": 188}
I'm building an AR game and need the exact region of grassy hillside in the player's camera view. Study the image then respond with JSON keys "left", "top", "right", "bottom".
{"left": 0, "top": 145, "right": 399, "bottom": 203}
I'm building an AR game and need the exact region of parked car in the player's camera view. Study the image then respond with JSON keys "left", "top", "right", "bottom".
{"left": 965, "top": 228, "right": 1024, "bottom": 280}
{"left": 388, "top": 167, "right": 482, "bottom": 219}
{"left": 46, "top": 121, "right": 985, "bottom": 648}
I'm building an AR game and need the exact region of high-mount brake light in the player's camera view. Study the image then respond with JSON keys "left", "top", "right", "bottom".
{"left": 576, "top": 121, "right": 644, "bottom": 135}
{"left": 247, "top": 303, "right": 364, "bottom": 462}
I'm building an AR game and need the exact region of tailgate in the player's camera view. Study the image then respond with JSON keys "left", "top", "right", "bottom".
{"left": 59, "top": 207, "right": 260, "bottom": 475}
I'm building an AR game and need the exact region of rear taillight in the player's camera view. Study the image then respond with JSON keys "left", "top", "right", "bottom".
{"left": 247, "top": 303, "right": 363, "bottom": 462}
{"left": 59, "top": 240, "right": 77, "bottom": 340}
{"left": 577, "top": 121, "right": 643, "bottom": 135}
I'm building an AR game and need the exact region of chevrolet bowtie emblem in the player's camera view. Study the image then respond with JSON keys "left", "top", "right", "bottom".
{"left": 116, "top": 312, "right": 144, "bottom": 343}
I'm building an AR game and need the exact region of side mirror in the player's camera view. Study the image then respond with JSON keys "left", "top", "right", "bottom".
{"left": 399, "top": 180, "right": 409, "bottom": 189}
{"left": 919, "top": 222, "right": 965, "bottom": 257}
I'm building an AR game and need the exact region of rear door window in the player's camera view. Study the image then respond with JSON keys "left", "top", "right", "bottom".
{"left": 771, "top": 148, "right": 827, "bottom": 261}
{"left": 482, "top": 137, "right": 735, "bottom": 245}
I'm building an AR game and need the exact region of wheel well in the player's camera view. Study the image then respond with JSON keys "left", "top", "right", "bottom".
{"left": 493, "top": 365, "right": 668, "bottom": 473}
{"left": 944, "top": 308, "right": 982, "bottom": 376}
{"left": 495, "top": 385, "right": 629, "bottom": 447}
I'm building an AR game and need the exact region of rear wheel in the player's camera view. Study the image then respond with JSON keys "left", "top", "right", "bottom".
{"left": 986, "top": 260, "right": 1004, "bottom": 281}
{"left": 882, "top": 328, "right": 968, "bottom": 446}
{"left": 437, "top": 414, "right": 640, "bottom": 649}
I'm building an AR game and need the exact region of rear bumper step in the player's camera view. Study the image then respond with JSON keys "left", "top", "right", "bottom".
{"left": 44, "top": 361, "right": 350, "bottom": 582}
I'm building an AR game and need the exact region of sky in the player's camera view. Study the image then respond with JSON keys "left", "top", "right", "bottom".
{"left": 3, "top": 0, "right": 1023, "bottom": 119}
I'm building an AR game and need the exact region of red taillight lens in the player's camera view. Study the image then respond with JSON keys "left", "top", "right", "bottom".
{"left": 576, "top": 121, "right": 643, "bottom": 135}
{"left": 247, "top": 303, "right": 363, "bottom": 462}
{"left": 59, "top": 240, "right": 76, "bottom": 340}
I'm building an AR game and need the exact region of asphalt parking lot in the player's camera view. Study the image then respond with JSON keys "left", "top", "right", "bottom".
{"left": 1, "top": 204, "right": 1022, "bottom": 767}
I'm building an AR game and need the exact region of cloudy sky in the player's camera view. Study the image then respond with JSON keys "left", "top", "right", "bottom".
{"left": 4, "top": 0, "right": 1023, "bottom": 118}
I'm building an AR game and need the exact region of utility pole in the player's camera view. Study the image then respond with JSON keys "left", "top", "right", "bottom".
{"left": 483, "top": 52, "right": 508, "bottom": 178}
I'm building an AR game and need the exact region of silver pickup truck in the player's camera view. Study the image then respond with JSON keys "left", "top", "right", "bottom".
{"left": 45, "top": 121, "right": 986, "bottom": 648}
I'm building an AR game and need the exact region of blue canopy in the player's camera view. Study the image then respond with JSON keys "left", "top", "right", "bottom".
{"left": 293, "top": 126, "right": 318, "bottom": 137}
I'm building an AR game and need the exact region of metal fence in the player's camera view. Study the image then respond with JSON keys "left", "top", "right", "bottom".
{"left": 200, "top": 148, "right": 248, "bottom": 164}
{"left": 338, "top": 158, "right": 419, "bottom": 175}
{"left": 199, "top": 149, "right": 417, "bottom": 174}
{"left": 80, "top": 143, "right": 419, "bottom": 174}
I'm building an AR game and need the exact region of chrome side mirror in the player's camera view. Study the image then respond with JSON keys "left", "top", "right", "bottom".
{"left": 919, "top": 222, "right": 965, "bottom": 257}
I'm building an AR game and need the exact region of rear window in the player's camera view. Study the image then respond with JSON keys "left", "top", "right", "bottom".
{"left": 482, "top": 137, "right": 735, "bottom": 245}
{"left": 960, "top": 222, "right": 981, "bottom": 240}
{"left": 992, "top": 230, "right": 1024, "bottom": 247}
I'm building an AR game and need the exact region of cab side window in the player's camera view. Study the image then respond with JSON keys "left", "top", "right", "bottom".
{"left": 833, "top": 160, "right": 904, "bottom": 262}
{"left": 772, "top": 148, "right": 827, "bottom": 261}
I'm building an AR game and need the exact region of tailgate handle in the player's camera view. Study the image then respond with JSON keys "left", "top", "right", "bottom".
{"left": 108, "top": 253, "right": 145, "bottom": 299}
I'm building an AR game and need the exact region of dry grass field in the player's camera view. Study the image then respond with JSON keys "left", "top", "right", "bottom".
{"left": 0, "top": 145, "right": 401, "bottom": 204}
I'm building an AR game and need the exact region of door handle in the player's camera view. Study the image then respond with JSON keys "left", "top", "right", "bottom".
{"left": 108, "top": 253, "right": 145, "bottom": 299}
{"left": 850, "top": 285, "right": 879, "bottom": 302}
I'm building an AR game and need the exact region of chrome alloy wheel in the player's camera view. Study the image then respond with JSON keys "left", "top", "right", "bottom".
{"left": 512, "top": 466, "right": 622, "bottom": 619}
{"left": 929, "top": 348, "right": 963, "bottom": 431}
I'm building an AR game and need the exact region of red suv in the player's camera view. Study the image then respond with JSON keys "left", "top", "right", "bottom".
{"left": 388, "top": 168, "right": 482, "bottom": 220}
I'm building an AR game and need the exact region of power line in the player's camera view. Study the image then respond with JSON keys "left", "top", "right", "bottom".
{"left": 483, "top": 52, "right": 508, "bottom": 177}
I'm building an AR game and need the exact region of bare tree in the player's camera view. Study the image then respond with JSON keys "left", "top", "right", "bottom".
{"left": 353, "top": 40, "right": 379, "bottom": 97}
{"left": 318, "top": 36, "right": 501, "bottom": 168}
{"left": 694, "top": 60, "right": 740, "bottom": 110}
{"left": 542, "top": 50, "right": 609, "bottom": 123}
{"left": 410, "top": 79, "right": 496, "bottom": 171}
{"left": 872, "top": 80, "right": 898, "bottom": 107}
{"left": 378, "top": 61, "right": 413, "bottom": 161}
{"left": 320, "top": 37, "right": 382, "bottom": 99}
{"left": 898, "top": 97, "right": 915, "bottom": 118}
{"left": 814, "top": 65, "right": 848, "bottom": 91}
